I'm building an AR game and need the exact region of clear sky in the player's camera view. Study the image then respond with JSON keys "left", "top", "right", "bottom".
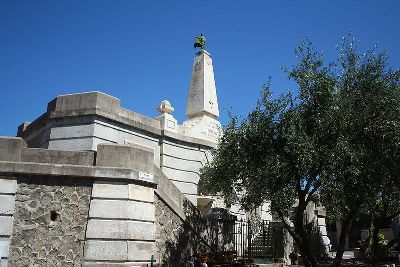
{"left": 0, "top": 1, "right": 399, "bottom": 136}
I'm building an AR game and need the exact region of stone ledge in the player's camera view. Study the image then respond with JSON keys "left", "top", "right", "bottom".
{"left": 21, "top": 147, "right": 95, "bottom": 166}
{"left": 0, "top": 161, "right": 158, "bottom": 185}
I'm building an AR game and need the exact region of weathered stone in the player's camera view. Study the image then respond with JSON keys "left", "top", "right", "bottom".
{"left": 0, "top": 195, "right": 15, "bottom": 215}
{"left": 88, "top": 199, "right": 128, "bottom": 219}
{"left": 0, "top": 137, "right": 26, "bottom": 162}
{"left": 47, "top": 91, "right": 120, "bottom": 114}
{"left": 0, "top": 216, "right": 13, "bottom": 236}
{"left": 127, "top": 241, "right": 155, "bottom": 261}
{"left": 92, "top": 182, "right": 129, "bottom": 199}
{"left": 0, "top": 239, "right": 10, "bottom": 258}
{"left": 9, "top": 176, "right": 91, "bottom": 267}
{"left": 96, "top": 144, "right": 157, "bottom": 175}
{"left": 128, "top": 221, "right": 155, "bottom": 240}
{"left": 21, "top": 148, "right": 95, "bottom": 166}
{"left": 128, "top": 201, "right": 155, "bottom": 222}
{"left": 84, "top": 240, "right": 127, "bottom": 261}
{"left": 128, "top": 184, "right": 154, "bottom": 203}
{"left": 86, "top": 220, "right": 127, "bottom": 239}
{"left": 0, "top": 178, "right": 17, "bottom": 194}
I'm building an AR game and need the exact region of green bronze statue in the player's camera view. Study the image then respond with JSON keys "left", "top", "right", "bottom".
{"left": 194, "top": 33, "right": 206, "bottom": 50}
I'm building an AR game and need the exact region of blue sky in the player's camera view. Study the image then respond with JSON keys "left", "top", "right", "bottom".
{"left": 1, "top": 1, "right": 399, "bottom": 136}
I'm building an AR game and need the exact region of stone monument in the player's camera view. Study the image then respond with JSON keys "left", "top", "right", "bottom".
{"left": 180, "top": 34, "right": 222, "bottom": 143}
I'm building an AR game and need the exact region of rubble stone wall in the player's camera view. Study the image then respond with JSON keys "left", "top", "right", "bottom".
{"left": 8, "top": 176, "right": 92, "bottom": 267}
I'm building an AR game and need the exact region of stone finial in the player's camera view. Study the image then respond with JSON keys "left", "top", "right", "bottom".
{"left": 157, "top": 100, "right": 174, "bottom": 114}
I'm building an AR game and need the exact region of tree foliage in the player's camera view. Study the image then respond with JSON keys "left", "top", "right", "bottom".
{"left": 200, "top": 35, "right": 400, "bottom": 267}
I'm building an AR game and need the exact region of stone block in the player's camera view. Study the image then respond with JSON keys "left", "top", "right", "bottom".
{"left": 185, "top": 195, "right": 198, "bottom": 205}
{"left": 170, "top": 180, "right": 197, "bottom": 195}
{"left": 128, "top": 202, "right": 155, "bottom": 222}
{"left": 0, "top": 178, "right": 17, "bottom": 194}
{"left": 86, "top": 219, "right": 127, "bottom": 239}
{"left": 0, "top": 216, "right": 13, "bottom": 236}
{"left": 162, "top": 155, "right": 202, "bottom": 173}
{"left": 0, "top": 137, "right": 26, "bottom": 162}
{"left": 129, "top": 184, "right": 154, "bottom": 203}
{"left": 48, "top": 137, "right": 94, "bottom": 151}
{"left": 0, "top": 195, "right": 15, "bottom": 215}
{"left": 21, "top": 148, "right": 95, "bottom": 166}
{"left": 0, "top": 239, "right": 10, "bottom": 258}
{"left": 162, "top": 142, "right": 204, "bottom": 162}
{"left": 128, "top": 221, "right": 155, "bottom": 240}
{"left": 161, "top": 167, "right": 200, "bottom": 184}
{"left": 89, "top": 199, "right": 128, "bottom": 219}
{"left": 49, "top": 124, "right": 94, "bottom": 139}
{"left": 0, "top": 258, "right": 8, "bottom": 267}
{"left": 96, "top": 144, "right": 157, "bottom": 175}
{"left": 47, "top": 91, "right": 120, "bottom": 114}
{"left": 84, "top": 240, "right": 127, "bottom": 261}
{"left": 127, "top": 241, "right": 155, "bottom": 261}
{"left": 92, "top": 182, "right": 129, "bottom": 199}
{"left": 317, "top": 217, "right": 326, "bottom": 226}
{"left": 319, "top": 225, "right": 327, "bottom": 236}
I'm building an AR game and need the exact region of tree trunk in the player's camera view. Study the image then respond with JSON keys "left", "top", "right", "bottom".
{"left": 332, "top": 213, "right": 355, "bottom": 267}
{"left": 294, "top": 203, "right": 318, "bottom": 267}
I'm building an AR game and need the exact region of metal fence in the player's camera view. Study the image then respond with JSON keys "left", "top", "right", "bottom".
{"left": 215, "top": 219, "right": 284, "bottom": 263}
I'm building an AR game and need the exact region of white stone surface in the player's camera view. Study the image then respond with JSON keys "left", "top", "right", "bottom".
{"left": 92, "top": 182, "right": 129, "bottom": 199}
{"left": 162, "top": 142, "right": 205, "bottom": 162}
{"left": 156, "top": 113, "right": 178, "bottom": 133}
{"left": 86, "top": 220, "right": 155, "bottom": 241}
{"left": 180, "top": 115, "right": 222, "bottom": 144}
{"left": 185, "top": 50, "right": 219, "bottom": 118}
{"left": 89, "top": 199, "right": 129, "bottom": 219}
{"left": 128, "top": 202, "right": 155, "bottom": 222}
{"left": 128, "top": 221, "right": 155, "bottom": 240}
{"left": 0, "top": 216, "right": 13, "bottom": 236}
{"left": 0, "top": 179, "right": 17, "bottom": 194}
{"left": 50, "top": 124, "right": 94, "bottom": 139}
{"left": 128, "top": 184, "right": 154, "bottom": 203}
{"left": 162, "top": 156, "right": 203, "bottom": 172}
{"left": 84, "top": 240, "right": 127, "bottom": 261}
{"left": 161, "top": 167, "right": 200, "bottom": 184}
{"left": 127, "top": 241, "right": 155, "bottom": 261}
{"left": 319, "top": 225, "right": 328, "bottom": 236}
{"left": 0, "top": 239, "right": 10, "bottom": 258}
{"left": 0, "top": 195, "right": 15, "bottom": 215}
{"left": 0, "top": 258, "right": 8, "bottom": 267}
{"left": 170, "top": 180, "right": 197, "bottom": 195}
{"left": 86, "top": 219, "right": 127, "bottom": 239}
{"left": 48, "top": 137, "right": 95, "bottom": 151}
{"left": 317, "top": 217, "right": 326, "bottom": 226}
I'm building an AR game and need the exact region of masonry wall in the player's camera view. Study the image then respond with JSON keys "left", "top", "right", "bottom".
{"left": 18, "top": 92, "right": 217, "bottom": 205}
{"left": 0, "top": 137, "right": 218, "bottom": 267}
{"left": 8, "top": 176, "right": 92, "bottom": 267}
{"left": 155, "top": 195, "right": 216, "bottom": 266}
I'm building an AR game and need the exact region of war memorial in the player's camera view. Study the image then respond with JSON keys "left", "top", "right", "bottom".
{"left": 0, "top": 37, "right": 332, "bottom": 267}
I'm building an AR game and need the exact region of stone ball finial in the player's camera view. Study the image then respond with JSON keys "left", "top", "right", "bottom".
{"left": 157, "top": 100, "right": 174, "bottom": 114}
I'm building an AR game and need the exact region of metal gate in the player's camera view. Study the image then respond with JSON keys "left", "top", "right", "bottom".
{"left": 216, "top": 219, "right": 283, "bottom": 263}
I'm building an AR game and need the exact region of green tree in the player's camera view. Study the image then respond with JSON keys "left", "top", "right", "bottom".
{"left": 321, "top": 37, "right": 400, "bottom": 266}
{"left": 201, "top": 41, "right": 336, "bottom": 267}
{"left": 201, "top": 36, "right": 400, "bottom": 267}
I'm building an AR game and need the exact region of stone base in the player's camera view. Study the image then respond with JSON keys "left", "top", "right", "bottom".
{"left": 180, "top": 115, "right": 222, "bottom": 143}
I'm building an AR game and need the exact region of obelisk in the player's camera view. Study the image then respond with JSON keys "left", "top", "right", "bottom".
{"left": 180, "top": 35, "right": 222, "bottom": 143}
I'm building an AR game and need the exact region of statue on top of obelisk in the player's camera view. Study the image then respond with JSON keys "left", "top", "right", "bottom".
{"left": 194, "top": 33, "right": 206, "bottom": 51}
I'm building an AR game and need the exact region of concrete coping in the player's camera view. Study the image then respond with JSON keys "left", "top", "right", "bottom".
{"left": 0, "top": 161, "right": 158, "bottom": 186}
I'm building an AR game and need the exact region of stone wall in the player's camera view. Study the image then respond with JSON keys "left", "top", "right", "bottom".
{"left": 9, "top": 176, "right": 92, "bottom": 267}
{"left": 155, "top": 195, "right": 217, "bottom": 266}
{"left": 17, "top": 91, "right": 216, "bottom": 205}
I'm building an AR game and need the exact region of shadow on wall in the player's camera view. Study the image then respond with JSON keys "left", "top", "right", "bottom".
{"left": 156, "top": 197, "right": 219, "bottom": 267}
